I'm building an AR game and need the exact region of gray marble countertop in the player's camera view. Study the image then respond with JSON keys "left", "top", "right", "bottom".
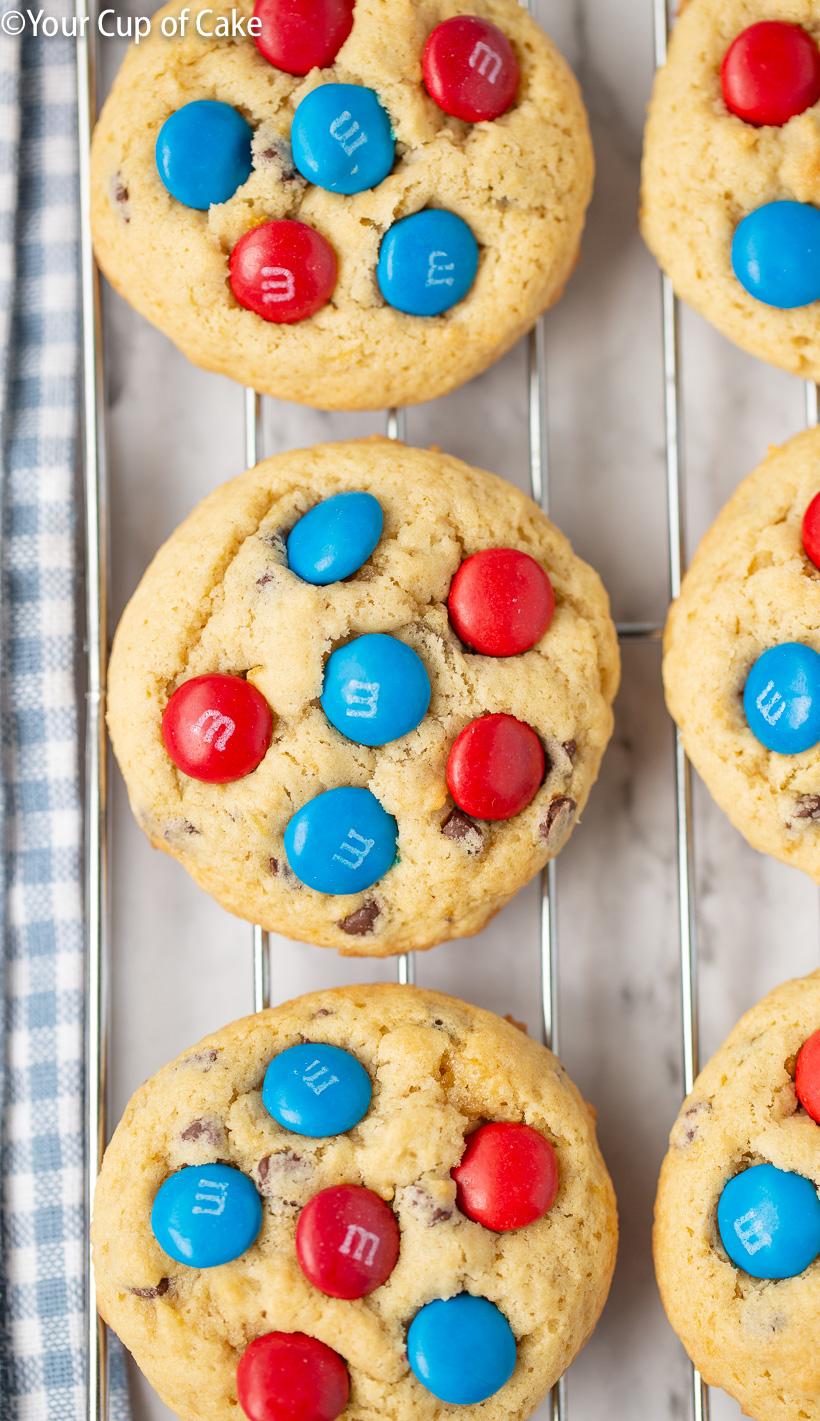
{"left": 99, "top": 4, "right": 819, "bottom": 1418}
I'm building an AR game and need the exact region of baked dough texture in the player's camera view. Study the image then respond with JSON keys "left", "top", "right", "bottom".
{"left": 664, "top": 426, "right": 820, "bottom": 883}
{"left": 92, "top": 983, "right": 618, "bottom": 1421}
{"left": 90, "top": 0, "right": 593, "bottom": 410}
{"left": 654, "top": 971, "right": 820, "bottom": 1421}
{"left": 107, "top": 439, "right": 619, "bottom": 955}
{"left": 641, "top": 0, "right": 820, "bottom": 379}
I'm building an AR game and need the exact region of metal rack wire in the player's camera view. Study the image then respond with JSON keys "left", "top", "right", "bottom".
{"left": 73, "top": 2, "right": 724, "bottom": 1419}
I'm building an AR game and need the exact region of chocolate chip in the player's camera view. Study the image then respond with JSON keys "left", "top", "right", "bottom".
{"left": 795, "top": 794, "right": 820, "bottom": 821}
{"left": 563, "top": 739, "right": 577, "bottom": 762}
{"left": 257, "top": 571, "right": 275, "bottom": 587}
{"left": 270, "top": 857, "right": 301, "bottom": 889}
{"left": 337, "top": 900, "right": 380, "bottom": 935}
{"left": 441, "top": 807, "right": 484, "bottom": 854}
{"left": 256, "top": 1149, "right": 313, "bottom": 1203}
{"left": 131, "top": 1278, "right": 170, "bottom": 1299}
{"left": 178, "top": 1048, "right": 219, "bottom": 1069}
{"left": 540, "top": 796, "right": 577, "bottom": 842}
{"left": 313, "top": 1007, "right": 332, "bottom": 1018}
{"left": 180, "top": 1117, "right": 222, "bottom": 1146}
{"left": 400, "top": 1184, "right": 454, "bottom": 1227}
{"left": 115, "top": 178, "right": 129, "bottom": 204}
{"left": 672, "top": 1098, "right": 711, "bottom": 1148}
{"left": 163, "top": 818, "right": 200, "bottom": 841}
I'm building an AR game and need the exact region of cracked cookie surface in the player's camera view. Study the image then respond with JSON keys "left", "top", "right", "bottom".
{"left": 107, "top": 438, "right": 618, "bottom": 955}
{"left": 663, "top": 426, "right": 820, "bottom": 884}
{"left": 654, "top": 971, "right": 820, "bottom": 1421}
{"left": 89, "top": 0, "right": 593, "bottom": 410}
{"left": 92, "top": 983, "right": 618, "bottom": 1421}
{"left": 641, "top": 0, "right": 820, "bottom": 379}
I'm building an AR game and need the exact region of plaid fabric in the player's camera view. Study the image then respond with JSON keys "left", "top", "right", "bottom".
{"left": 0, "top": 11, "right": 129, "bottom": 1418}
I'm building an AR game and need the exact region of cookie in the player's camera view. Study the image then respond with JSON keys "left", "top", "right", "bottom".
{"left": 654, "top": 970, "right": 820, "bottom": 1421}
{"left": 662, "top": 425, "right": 820, "bottom": 883}
{"left": 641, "top": 1, "right": 820, "bottom": 380}
{"left": 92, "top": 983, "right": 618, "bottom": 1421}
{"left": 107, "top": 438, "right": 619, "bottom": 955}
{"left": 89, "top": 0, "right": 593, "bottom": 411}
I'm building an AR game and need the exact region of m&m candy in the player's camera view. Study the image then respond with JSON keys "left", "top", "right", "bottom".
{"left": 156, "top": 101, "right": 253, "bottom": 210}
{"left": 447, "top": 714, "right": 545, "bottom": 820}
{"left": 262, "top": 1042, "right": 372, "bottom": 1136}
{"left": 151, "top": 1164, "right": 262, "bottom": 1268}
{"left": 732, "top": 201, "right": 820, "bottom": 310}
{"left": 237, "top": 1332, "right": 349, "bottom": 1421}
{"left": 422, "top": 16, "right": 519, "bottom": 123}
{"left": 252, "top": 0, "right": 354, "bottom": 76}
{"left": 287, "top": 491, "right": 383, "bottom": 584}
{"left": 451, "top": 1122, "right": 559, "bottom": 1231}
{"left": 161, "top": 674, "right": 273, "bottom": 783}
{"left": 717, "top": 1162, "right": 820, "bottom": 1280}
{"left": 283, "top": 786, "right": 398, "bottom": 894}
{"left": 803, "top": 491, "right": 820, "bottom": 569}
{"left": 796, "top": 1029, "right": 820, "bottom": 1122}
{"left": 721, "top": 22, "right": 820, "bottom": 128}
{"left": 448, "top": 549, "right": 555, "bottom": 656}
{"left": 295, "top": 1184, "right": 400, "bottom": 1297}
{"left": 407, "top": 1294, "right": 517, "bottom": 1403}
{"left": 377, "top": 210, "right": 478, "bottom": 317}
{"left": 743, "top": 643, "right": 820, "bottom": 754}
{"left": 321, "top": 634, "right": 431, "bottom": 746}
{"left": 230, "top": 221, "right": 337, "bottom": 324}
{"left": 291, "top": 84, "right": 394, "bottom": 195}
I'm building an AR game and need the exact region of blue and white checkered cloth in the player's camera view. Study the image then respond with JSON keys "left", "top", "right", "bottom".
{"left": 0, "top": 12, "right": 129, "bottom": 1418}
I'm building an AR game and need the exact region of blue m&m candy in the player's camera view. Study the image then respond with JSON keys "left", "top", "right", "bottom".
{"left": 321, "top": 634, "right": 431, "bottom": 747}
{"left": 407, "top": 1295, "right": 516, "bottom": 1403}
{"left": 378, "top": 210, "right": 479, "bottom": 317}
{"left": 156, "top": 101, "right": 253, "bottom": 210}
{"left": 151, "top": 1164, "right": 262, "bottom": 1268}
{"left": 291, "top": 84, "right": 394, "bottom": 195}
{"left": 287, "top": 492, "right": 383, "bottom": 585}
{"left": 263, "top": 1042, "right": 372, "bottom": 1136}
{"left": 743, "top": 642, "right": 820, "bottom": 753}
{"left": 284, "top": 786, "right": 398, "bottom": 894}
{"left": 717, "top": 1163, "right": 820, "bottom": 1280}
{"left": 732, "top": 201, "right": 820, "bottom": 309}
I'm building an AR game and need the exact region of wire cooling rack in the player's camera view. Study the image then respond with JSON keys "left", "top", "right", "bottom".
{"left": 72, "top": 0, "right": 795, "bottom": 1417}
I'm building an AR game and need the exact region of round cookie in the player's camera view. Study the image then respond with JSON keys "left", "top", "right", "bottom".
{"left": 107, "top": 438, "right": 619, "bottom": 955}
{"left": 89, "top": 0, "right": 593, "bottom": 411}
{"left": 92, "top": 983, "right": 618, "bottom": 1421}
{"left": 663, "top": 425, "right": 820, "bottom": 884}
{"left": 654, "top": 971, "right": 820, "bottom": 1421}
{"left": 641, "top": 0, "right": 820, "bottom": 380}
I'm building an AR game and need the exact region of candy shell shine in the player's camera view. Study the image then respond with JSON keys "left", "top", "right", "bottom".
{"left": 743, "top": 642, "right": 820, "bottom": 754}
{"left": 407, "top": 1294, "right": 517, "bottom": 1403}
{"left": 717, "top": 1162, "right": 820, "bottom": 1280}
{"left": 151, "top": 1164, "right": 262, "bottom": 1269}
{"left": 237, "top": 1332, "right": 349, "bottom": 1421}
{"left": 291, "top": 84, "right": 394, "bottom": 195}
{"left": 295, "top": 1184, "right": 400, "bottom": 1297}
{"left": 156, "top": 101, "right": 253, "bottom": 210}
{"left": 287, "top": 492, "right": 383, "bottom": 585}
{"left": 262, "top": 1042, "right": 372, "bottom": 1137}
{"left": 732, "top": 201, "right": 820, "bottom": 309}
{"left": 377, "top": 210, "right": 478, "bottom": 317}
{"left": 229, "top": 221, "right": 338, "bottom": 324}
{"left": 321, "top": 634, "right": 431, "bottom": 746}
{"left": 252, "top": 0, "right": 354, "bottom": 76}
{"left": 284, "top": 787, "right": 398, "bottom": 894}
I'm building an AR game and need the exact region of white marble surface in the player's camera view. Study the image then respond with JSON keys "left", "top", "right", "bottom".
{"left": 98, "top": 4, "right": 820, "bottom": 1419}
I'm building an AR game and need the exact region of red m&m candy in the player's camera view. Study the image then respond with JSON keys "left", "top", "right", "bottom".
{"left": 448, "top": 548, "right": 555, "bottom": 657}
{"left": 252, "top": 0, "right": 354, "bottom": 76}
{"left": 295, "top": 1184, "right": 399, "bottom": 1299}
{"left": 446, "top": 713, "right": 545, "bottom": 821}
{"left": 452, "top": 1122, "right": 558, "bottom": 1231}
{"left": 796, "top": 1029, "right": 820, "bottom": 1123}
{"left": 721, "top": 22, "right": 820, "bottom": 127}
{"left": 162, "top": 674, "right": 273, "bottom": 783}
{"left": 423, "top": 16, "right": 519, "bottom": 123}
{"left": 230, "top": 221, "right": 337, "bottom": 324}
{"left": 237, "top": 1332, "right": 349, "bottom": 1421}
{"left": 803, "top": 491, "right": 820, "bottom": 569}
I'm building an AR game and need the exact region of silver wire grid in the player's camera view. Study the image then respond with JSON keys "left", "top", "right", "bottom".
{"left": 73, "top": 1, "right": 765, "bottom": 1417}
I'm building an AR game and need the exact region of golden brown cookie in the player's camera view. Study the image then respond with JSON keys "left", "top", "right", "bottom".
{"left": 641, "top": 0, "right": 820, "bottom": 379}
{"left": 654, "top": 971, "right": 820, "bottom": 1421}
{"left": 92, "top": 983, "right": 618, "bottom": 1421}
{"left": 90, "top": 0, "right": 593, "bottom": 410}
{"left": 663, "top": 425, "right": 820, "bottom": 883}
{"left": 107, "top": 438, "right": 619, "bottom": 955}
